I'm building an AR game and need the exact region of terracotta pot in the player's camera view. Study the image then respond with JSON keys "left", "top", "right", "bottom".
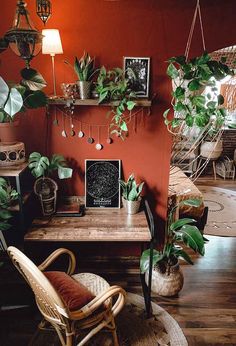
{"left": 0, "top": 120, "right": 20, "bottom": 142}
{"left": 146, "top": 261, "right": 184, "bottom": 297}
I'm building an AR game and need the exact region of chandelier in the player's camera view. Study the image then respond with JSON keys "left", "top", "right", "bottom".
{"left": 36, "top": 0, "right": 52, "bottom": 25}
{"left": 4, "top": 0, "right": 43, "bottom": 67}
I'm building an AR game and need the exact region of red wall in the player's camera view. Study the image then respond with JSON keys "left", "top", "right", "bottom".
{"left": 1, "top": 0, "right": 236, "bottom": 229}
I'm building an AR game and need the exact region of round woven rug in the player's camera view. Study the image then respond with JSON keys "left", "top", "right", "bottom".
{"left": 198, "top": 185, "right": 236, "bottom": 237}
{"left": 31, "top": 293, "right": 187, "bottom": 346}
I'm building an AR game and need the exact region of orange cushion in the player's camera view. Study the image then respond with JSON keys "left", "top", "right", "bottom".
{"left": 44, "top": 271, "right": 95, "bottom": 311}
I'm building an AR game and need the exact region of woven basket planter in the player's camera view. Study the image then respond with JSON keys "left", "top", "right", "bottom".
{"left": 146, "top": 261, "right": 184, "bottom": 297}
{"left": 200, "top": 140, "right": 223, "bottom": 159}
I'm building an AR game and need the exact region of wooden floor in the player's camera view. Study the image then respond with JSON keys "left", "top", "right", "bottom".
{"left": 0, "top": 175, "right": 236, "bottom": 345}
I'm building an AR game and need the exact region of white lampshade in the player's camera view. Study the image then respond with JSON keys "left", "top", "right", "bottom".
{"left": 42, "top": 29, "right": 63, "bottom": 56}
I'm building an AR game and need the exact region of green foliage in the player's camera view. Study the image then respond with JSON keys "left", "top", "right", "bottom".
{"left": 0, "top": 68, "right": 47, "bottom": 123}
{"left": 164, "top": 51, "right": 234, "bottom": 133}
{"left": 64, "top": 52, "right": 97, "bottom": 82}
{"left": 73, "top": 52, "right": 97, "bottom": 81}
{"left": 140, "top": 199, "right": 206, "bottom": 274}
{"left": 119, "top": 174, "right": 144, "bottom": 201}
{"left": 96, "top": 66, "right": 136, "bottom": 138}
{"left": 28, "top": 152, "right": 73, "bottom": 179}
{"left": 0, "top": 178, "right": 18, "bottom": 232}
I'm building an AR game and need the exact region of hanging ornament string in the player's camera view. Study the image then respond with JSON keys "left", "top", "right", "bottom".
{"left": 70, "top": 115, "right": 75, "bottom": 136}
{"left": 61, "top": 113, "right": 67, "bottom": 137}
{"left": 95, "top": 126, "right": 103, "bottom": 150}
{"left": 78, "top": 121, "right": 84, "bottom": 138}
{"left": 185, "top": 0, "right": 206, "bottom": 60}
{"left": 53, "top": 107, "right": 59, "bottom": 126}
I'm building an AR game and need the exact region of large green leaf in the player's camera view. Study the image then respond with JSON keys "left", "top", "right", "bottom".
{"left": 58, "top": 166, "right": 73, "bottom": 179}
{"left": 170, "top": 218, "right": 196, "bottom": 231}
{"left": 20, "top": 68, "right": 47, "bottom": 90}
{"left": 24, "top": 90, "right": 47, "bottom": 109}
{"left": 4, "top": 87, "right": 23, "bottom": 117}
{"left": 167, "top": 63, "right": 179, "bottom": 79}
{"left": 0, "top": 76, "right": 9, "bottom": 107}
{"left": 173, "top": 248, "right": 194, "bottom": 265}
{"left": 140, "top": 249, "right": 163, "bottom": 274}
{"left": 0, "top": 209, "right": 12, "bottom": 220}
{"left": 0, "top": 221, "right": 11, "bottom": 231}
{"left": 182, "top": 198, "right": 202, "bottom": 207}
{"left": 28, "top": 152, "right": 50, "bottom": 178}
{"left": 178, "top": 224, "right": 205, "bottom": 256}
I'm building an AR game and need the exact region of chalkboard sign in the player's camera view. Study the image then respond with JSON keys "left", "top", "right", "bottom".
{"left": 85, "top": 160, "right": 121, "bottom": 208}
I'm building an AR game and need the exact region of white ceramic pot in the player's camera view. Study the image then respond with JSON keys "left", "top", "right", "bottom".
{"left": 200, "top": 140, "right": 223, "bottom": 159}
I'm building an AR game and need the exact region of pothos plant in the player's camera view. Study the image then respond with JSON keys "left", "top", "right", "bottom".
{"left": 140, "top": 198, "right": 206, "bottom": 275}
{"left": 0, "top": 68, "right": 47, "bottom": 123}
{"left": 96, "top": 66, "right": 136, "bottom": 139}
{"left": 28, "top": 152, "right": 73, "bottom": 180}
{"left": 163, "top": 52, "right": 233, "bottom": 133}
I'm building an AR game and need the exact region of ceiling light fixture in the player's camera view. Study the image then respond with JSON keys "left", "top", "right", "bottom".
{"left": 5, "top": 0, "right": 43, "bottom": 67}
{"left": 36, "top": 0, "right": 52, "bottom": 25}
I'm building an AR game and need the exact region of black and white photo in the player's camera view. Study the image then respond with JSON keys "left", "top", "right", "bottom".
{"left": 124, "top": 57, "right": 150, "bottom": 97}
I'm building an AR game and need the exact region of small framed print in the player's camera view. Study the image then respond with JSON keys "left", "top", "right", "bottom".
{"left": 124, "top": 57, "right": 150, "bottom": 98}
{"left": 85, "top": 159, "right": 121, "bottom": 208}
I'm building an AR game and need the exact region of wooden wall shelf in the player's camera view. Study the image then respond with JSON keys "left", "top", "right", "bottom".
{"left": 48, "top": 97, "right": 152, "bottom": 107}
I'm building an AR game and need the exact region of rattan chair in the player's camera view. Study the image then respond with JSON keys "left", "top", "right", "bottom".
{"left": 7, "top": 246, "right": 126, "bottom": 346}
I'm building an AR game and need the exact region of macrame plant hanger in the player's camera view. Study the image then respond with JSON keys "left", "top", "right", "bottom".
{"left": 170, "top": 0, "right": 223, "bottom": 182}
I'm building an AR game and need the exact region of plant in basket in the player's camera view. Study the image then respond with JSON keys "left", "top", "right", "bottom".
{"left": 28, "top": 152, "right": 73, "bottom": 216}
{"left": 140, "top": 198, "right": 207, "bottom": 296}
{"left": 163, "top": 52, "right": 233, "bottom": 134}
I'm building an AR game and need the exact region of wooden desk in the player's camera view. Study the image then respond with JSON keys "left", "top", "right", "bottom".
{"left": 24, "top": 208, "right": 150, "bottom": 242}
{"left": 24, "top": 202, "right": 154, "bottom": 316}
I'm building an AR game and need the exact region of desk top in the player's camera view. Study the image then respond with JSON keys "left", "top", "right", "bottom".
{"left": 24, "top": 207, "right": 151, "bottom": 242}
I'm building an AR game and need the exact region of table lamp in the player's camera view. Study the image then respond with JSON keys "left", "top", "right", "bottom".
{"left": 42, "top": 29, "right": 63, "bottom": 97}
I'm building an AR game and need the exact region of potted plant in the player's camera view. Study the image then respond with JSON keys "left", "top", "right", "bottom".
{"left": 163, "top": 52, "right": 233, "bottom": 133}
{"left": 65, "top": 52, "right": 97, "bottom": 99}
{"left": 96, "top": 66, "right": 136, "bottom": 139}
{"left": 28, "top": 152, "right": 73, "bottom": 216}
{"left": 0, "top": 177, "right": 18, "bottom": 253}
{"left": 140, "top": 198, "right": 206, "bottom": 296}
{"left": 119, "top": 174, "right": 144, "bottom": 214}
{"left": 0, "top": 68, "right": 47, "bottom": 142}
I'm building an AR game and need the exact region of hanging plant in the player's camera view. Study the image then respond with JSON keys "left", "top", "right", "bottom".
{"left": 163, "top": 52, "right": 234, "bottom": 133}
{"left": 96, "top": 66, "right": 136, "bottom": 139}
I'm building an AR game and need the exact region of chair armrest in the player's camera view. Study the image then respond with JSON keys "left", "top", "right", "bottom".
{"left": 71, "top": 285, "right": 126, "bottom": 320}
{"left": 38, "top": 248, "right": 76, "bottom": 275}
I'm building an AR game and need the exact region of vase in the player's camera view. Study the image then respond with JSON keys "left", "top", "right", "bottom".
{"left": 145, "top": 261, "right": 184, "bottom": 296}
{"left": 77, "top": 81, "right": 91, "bottom": 99}
{"left": 122, "top": 197, "right": 141, "bottom": 214}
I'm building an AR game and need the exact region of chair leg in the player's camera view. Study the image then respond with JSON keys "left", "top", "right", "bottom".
{"left": 110, "top": 316, "right": 119, "bottom": 346}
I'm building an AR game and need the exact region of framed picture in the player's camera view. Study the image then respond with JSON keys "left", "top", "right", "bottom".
{"left": 85, "top": 159, "right": 121, "bottom": 208}
{"left": 124, "top": 57, "right": 150, "bottom": 98}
